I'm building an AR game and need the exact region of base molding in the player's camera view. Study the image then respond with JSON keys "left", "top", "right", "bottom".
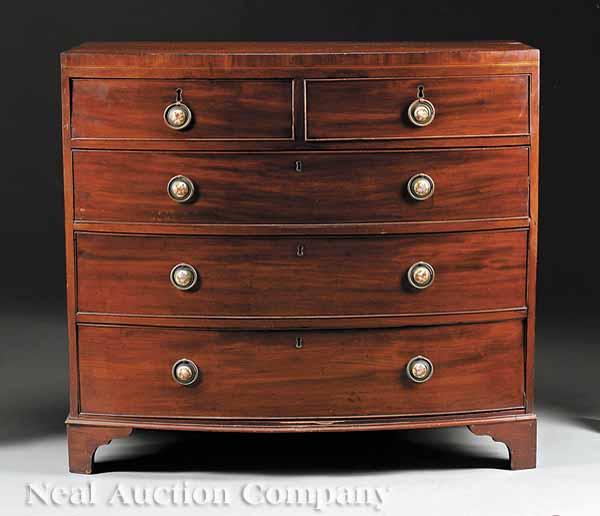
{"left": 66, "top": 413, "right": 536, "bottom": 473}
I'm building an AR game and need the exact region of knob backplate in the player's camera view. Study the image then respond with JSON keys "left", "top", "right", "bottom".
{"left": 407, "top": 173, "right": 435, "bottom": 201}
{"left": 170, "top": 263, "right": 199, "bottom": 291}
{"left": 172, "top": 358, "right": 199, "bottom": 386}
{"left": 167, "top": 175, "right": 195, "bottom": 203}
{"left": 164, "top": 102, "right": 192, "bottom": 130}
{"left": 408, "top": 98, "right": 436, "bottom": 127}
{"left": 407, "top": 261, "right": 435, "bottom": 290}
{"left": 406, "top": 355, "right": 434, "bottom": 383}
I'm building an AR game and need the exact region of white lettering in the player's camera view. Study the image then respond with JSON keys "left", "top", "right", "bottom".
{"left": 355, "top": 486, "right": 368, "bottom": 506}
{"left": 25, "top": 481, "right": 387, "bottom": 510}
{"left": 213, "top": 487, "right": 230, "bottom": 506}
{"left": 373, "top": 487, "right": 390, "bottom": 511}
{"left": 315, "top": 487, "right": 335, "bottom": 512}
{"left": 336, "top": 486, "right": 352, "bottom": 506}
{"left": 90, "top": 482, "right": 97, "bottom": 505}
{"left": 153, "top": 486, "right": 170, "bottom": 506}
{"left": 132, "top": 486, "right": 151, "bottom": 505}
{"left": 172, "top": 483, "right": 183, "bottom": 505}
{"left": 50, "top": 487, "right": 69, "bottom": 505}
{"left": 108, "top": 483, "right": 131, "bottom": 506}
{"left": 183, "top": 481, "right": 193, "bottom": 505}
{"left": 285, "top": 486, "right": 312, "bottom": 506}
{"left": 241, "top": 483, "right": 264, "bottom": 505}
{"left": 25, "top": 483, "right": 51, "bottom": 505}
{"left": 192, "top": 486, "right": 210, "bottom": 505}
{"left": 265, "top": 486, "right": 284, "bottom": 505}
{"left": 25, "top": 483, "right": 96, "bottom": 507}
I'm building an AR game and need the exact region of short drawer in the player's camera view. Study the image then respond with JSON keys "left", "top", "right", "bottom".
{"left": 305, "top": 76, "right": 529, "bottom": 140}
{"left": 78, "top": 321, "right": 525, "bottom": 418}
{"left": 71, "top": 79, "right": 293, "bottom": 140}
{"left": 73, "top": 148, "right": 529, "bottom": 224}
{"left": 76, "top": 231, "right": 527, "bottom": 317}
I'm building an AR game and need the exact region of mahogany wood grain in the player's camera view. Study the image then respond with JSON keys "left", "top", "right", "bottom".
{"left": 61, "top": 41, "right": 540, "bottom": 472}
{"left": 76, "top": 231, "right": 527, "bottom": 317}
{"left": 69, "top": 135, "right": 531, "bottom": 152}
{"left": 61, "top": 67, "right": 79, "bottom": 417}
{"left": 67, "top": 413, "right": 534, "bottom": 434}
{"left": 525, "top": 65, "right": 540, "bottom": 412}
{"left": 469, "top": 418, "right": 536, "bottom": 470}
{"left": 73, "top": 148, "right": 529, "bottom": 225}
{"left": 75, "top": 308, "right": 527, "bottom": 330}
{"left": 71, "top": 79, "right": 293, "bottom": 140}
{"left": 67, "top": 424, "right": 133, "bottom": 474}
{"left": 72, "top": 218, "right": 530, "bottom": 237}
{"left": 305, "top": 76, "right": 529, "bottom": 141}
{"left": 61, "top": 41, "right": 539, "bottom": 70}
{"left": 78, "top": 321, "right": 525, "bottom": 419}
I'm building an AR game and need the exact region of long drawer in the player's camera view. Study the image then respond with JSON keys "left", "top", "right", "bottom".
{"left": 305, "top": 76, "right": 529, "bottom": 140}
{"left": 78, "top": 321, "right": 525, "bottom": 418}
{"left": 76, "top": 231, "right": 527, "bottom": 317}
{"left": 73, "top": 148, "right": 529, "bottom": 224}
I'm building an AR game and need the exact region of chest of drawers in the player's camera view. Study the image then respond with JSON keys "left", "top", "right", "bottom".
{"left": 61, "top": 42, "right": 539, "bottom": 474}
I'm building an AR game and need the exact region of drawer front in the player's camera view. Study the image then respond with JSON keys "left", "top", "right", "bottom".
{"left": 305, "top": 76, "right": 529, "bottom": 140}
{"left": 76, "top": 231, "right": 527, "bottom": 317}
{"left": 71, "top": 79, "right": 293, "bottom": 140}
{"left": 73, "top": 148, "right": 529, "bottom": 224}
{"left": 78, "top": 321, "right": 525, "bottom": 418}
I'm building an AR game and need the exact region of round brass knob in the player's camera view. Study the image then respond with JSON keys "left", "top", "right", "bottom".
{"left": 164, "top": 103, "right": 192, "bottom": 130}
{"left": 408, "top": 98, "right": 435, "bottom": 127}
{"left": 167, "top": 175, "right": 195, "bottom": 203}
{"left": 170, "top": 263, "right": 198, "bottom": 291}
{"left": 164, "top": 89, "right": 193, "bottom": 130}
{"left": 172, "top": 358, "right": 199, "bottom": 386}
{"left": 407, "top": 261, "right": 435, "bottom": 290}
{"left": 406, "top": 356, "right": 434, "bottom": 383}
{"left": 407, "top": 173, "right": 435, "bottom": 201}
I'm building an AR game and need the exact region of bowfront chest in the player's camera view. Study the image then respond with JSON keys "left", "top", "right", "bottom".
{"left": 61, "top": 41, "right": 539, "bottom": 473}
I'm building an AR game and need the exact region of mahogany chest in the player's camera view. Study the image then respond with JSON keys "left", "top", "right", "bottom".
{"left": 61, "top": 41, "right": 539, "bottom": 473}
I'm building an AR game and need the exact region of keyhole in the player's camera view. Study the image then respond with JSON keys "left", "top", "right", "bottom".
{"left": 417, "top": 84, "right": 425, "bottom": 98}
{"left": 296, "top": 244, "right": 305, "bottom": 257}
{"left": 295, "top": 337, "right": 304, "bottom": 349}
{"left": 175, "top": 88, "right": 183, "bottom": 102}
{"left": 295, "top": 160, "right": 303, "bottom": 173}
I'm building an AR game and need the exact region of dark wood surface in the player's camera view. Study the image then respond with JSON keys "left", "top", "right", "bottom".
{"left": 469, "top": 418, "right": 536, "bottom": 470}
{"left": 68, "top": 424, "right": 133, "bottom": 474}
{"left": 73, "top": 148, "right": 529, "bottom": 225}
{"left": 64, "top": 41, "right": 537, "bottom": 54}
{"left": 62, "top": 41, "right": 540, "bottom": 472}
{"left": 72, "top": 218, "right": 530, "bottom": 237}
{"left": 75, "top": 307, "right": 527, "bottom": 330}
{"left": 71, "top": 79, "right": 294, "bottom": 140}
{"left": 67, "top": 413, "right": 533, "bottom": 434}
{"left": 525, "top": 65, "right": 540, "bottom": 413}
{"left": 61, "top": 41, "right": 539, "bottom": 70}
{"left": 78, "top": 321, "right": 524, "bottom": 418}
{"left": 76, "top": 231, "right": 527, "bottom": 317}
{"left": 305, "top": 76, "right": 529, "bottom": 140}
{"left": 70, "top": 135, "right": 532, "bottom": 152}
